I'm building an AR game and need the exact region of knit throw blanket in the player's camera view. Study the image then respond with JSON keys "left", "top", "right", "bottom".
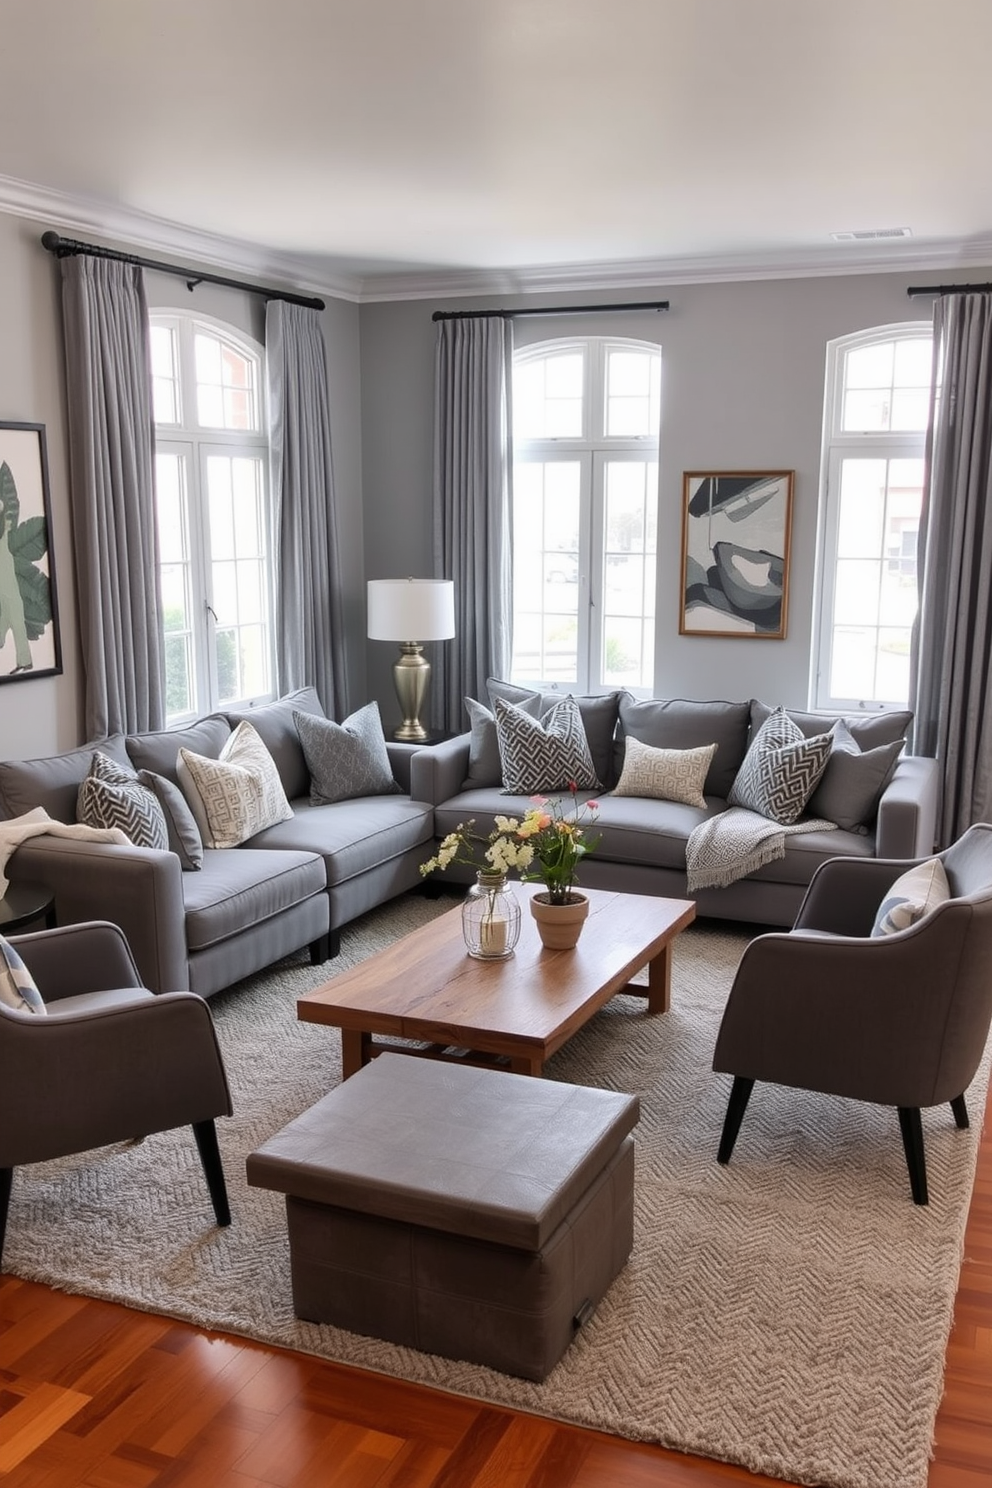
{"left": 0, "top": 806, "right": 129, "bottom": 896}
{"left": 685, "top": 806, "right": 838, "bottom": 893}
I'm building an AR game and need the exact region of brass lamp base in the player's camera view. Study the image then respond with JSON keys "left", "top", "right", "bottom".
{"left": 392, "top": 643, "right": 431, "bottom": 741}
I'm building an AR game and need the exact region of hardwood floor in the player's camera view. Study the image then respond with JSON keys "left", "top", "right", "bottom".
{"left": 1, "top": 1088, "right": 990, "bottom": 1488}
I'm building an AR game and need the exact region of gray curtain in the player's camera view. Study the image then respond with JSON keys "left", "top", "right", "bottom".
{"left": 431, "top": 315, "right": 513, "bottom": 732}
{"left": 266, "top": 301, "right": 347, "bottom": 719}
{"left": 910, "top": 291, "right": 992, "bottom": 845}
{"left": 59, "top": 256, "right": 164, "bottom": 739}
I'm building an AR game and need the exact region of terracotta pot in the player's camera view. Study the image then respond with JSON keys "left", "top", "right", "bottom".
{"left": 529, "top": 891, "right": 589, "bottom": 950}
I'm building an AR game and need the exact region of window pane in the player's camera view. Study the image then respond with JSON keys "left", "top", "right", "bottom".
{"left": 890, "top": 389, "right": 929, "bottom": 431}
{"left": 603, "top": 616, "right": 646, "bottom": 688}
{"left": 835, "top": 558, "right": 881, "bottom": 625}
{"left": 513, "top": 352, "right": 583, "bottom": 438}
{"left": 215, "top": 628, "right": 239, "bottom": 702}
{"left": 195, "top": 332, "right": 258, "bottom": 431}
{"left": 164, "top": 633, "right": 193, "bottom": 719}
{"left": 843, "top": 388, "right": 891, "bottom": 432}
{"left": 606, "top": 350, "right": 659, "bottom": 437}
{"left": 831, "top": 627, "right": 877, "bottom": 699}
{"left": 197, "top": 384, "right": 224, "bottom": 427}
{"left": 845, "top": 342, "right": 894, "bottom": 389}
{"left": 237, "top": 559, "right": 264, "bottom": 623}
{"left": 893, "top": 338, "right": 933, "bottom": 387}
{"left": 207, "top": 457, "right": 236, "bottom": 560}
{"left": 837, "top": 460, "right": 885, "bottom": 557}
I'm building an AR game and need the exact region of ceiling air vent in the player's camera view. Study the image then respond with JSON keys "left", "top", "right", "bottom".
{"left": 831, "top": 228, "right": 913, "bottom": 241}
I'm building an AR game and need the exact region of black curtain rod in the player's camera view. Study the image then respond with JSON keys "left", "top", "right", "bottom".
{"left": 432, "top": 299, "right": 669, "bottom": 322}
{"left": 907, "top": 282, "right": 992, "bottom": 298}
{"left": 41, "top": 231, "right": 325, "bottom": 311}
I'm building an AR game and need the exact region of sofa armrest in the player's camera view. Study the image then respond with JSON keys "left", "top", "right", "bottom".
{"left": 384, "top": 741, "right": 417, "bottom": 795}
{"left": 875, "top": 754, "right": 940, "bottom": 859}
{"left": 409, "top": 734, "right": 472, "bottom": 806}
{"left": 8, "top": 837, "right": 189, "bottom": 995}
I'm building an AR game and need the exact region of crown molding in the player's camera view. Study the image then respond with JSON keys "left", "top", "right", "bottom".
{"left": 0, "top": 173, "right": 365, "bottom": 302}
{"left": 3, "top": 171, "right": 991, "bottom": 307}
{"left": 358, "top": 236, "right": 992, "bottom": 302}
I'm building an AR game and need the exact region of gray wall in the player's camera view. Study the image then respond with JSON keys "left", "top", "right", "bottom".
{"left": 358, "top": 268, "right": 989, "bottom": 727}
{"left": 0, "top": 210, "right": 365, "bottom": 762}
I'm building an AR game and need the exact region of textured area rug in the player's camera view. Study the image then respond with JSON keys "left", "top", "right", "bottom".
{"left": 6, "top": 892, "right": 988, "bottom": 1488}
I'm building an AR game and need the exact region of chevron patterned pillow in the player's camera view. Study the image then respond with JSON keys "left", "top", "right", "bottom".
{"left": 493, "top": 695, "right": 600, "bottom": 794}
{"left": 728, "top": 706, "right": 832, "bottom": 826}
{"left": 76, "top": 751, "right": 170, "bottom": 850}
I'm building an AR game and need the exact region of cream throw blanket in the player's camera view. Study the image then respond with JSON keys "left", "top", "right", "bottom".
{"left": 685, "top": 806, "right": 837, "bottom": 893}
{"left": 0, "top": 806, "right": 129, "bottom": 896}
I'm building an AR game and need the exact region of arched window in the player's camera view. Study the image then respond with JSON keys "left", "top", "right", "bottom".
{"left": 811, "top": 323, "right": 932, "bottom": 712}
{"left": 511, "top": 337, "right": 660, "bottom": 695}
{"left": 149, "top": 311, "right": 273, "bottom": 723}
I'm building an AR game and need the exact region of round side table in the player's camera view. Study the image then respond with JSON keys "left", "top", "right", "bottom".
{"left": 0, "top": 880, "right": 56, "bottom": 935}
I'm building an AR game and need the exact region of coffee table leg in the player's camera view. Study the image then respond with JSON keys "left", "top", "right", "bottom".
{"left": 646, "top": 942, "right": 673, "bottom": 1014}
{"left": 508, "top": 1051, "right": 544, "bottom": 1077}
{"left": 341, "top": 1029, "right": 370, "bottom": 1080}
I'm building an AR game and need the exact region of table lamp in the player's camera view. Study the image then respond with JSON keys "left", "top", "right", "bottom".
{"left": 367, "top": 578, "right": 456, "bottom": 741}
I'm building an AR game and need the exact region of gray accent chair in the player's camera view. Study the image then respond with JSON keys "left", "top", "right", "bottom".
{"left": 0, "top": 921, "right": 233, "bottom": 1268}
{"left": 713, "top": 823, "right": 992, "bottom": 1204}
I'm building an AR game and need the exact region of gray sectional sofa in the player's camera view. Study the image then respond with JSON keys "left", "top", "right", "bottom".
{"left": 412, "top": 688, "right": 941, "bottom": 929}
{"left": 0, "top": 689, "right": 434, "bottom": 998}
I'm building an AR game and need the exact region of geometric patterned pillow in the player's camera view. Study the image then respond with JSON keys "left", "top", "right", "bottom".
{"left": 76, "top": 751, "right": 170, "bottom": 850}
{"left": 177, "top": 721, "right": 294, "bottom": 849}
{"left": 612, "top": 737, "right": 717, "bottom": 808}
{"left": 493, "top": 695, "right": 600, "bottom": 794}
{"left": 871, "top": 857, "right": 950, "bottom": 937}
{"left": 728, "top": 706, "right": 832, "bottom": 826}
{"left": 294, "top": 703, "right": 399, "bottom": 806}
{"left": 0, "top": 933, "right": 46, "bottom": 1014}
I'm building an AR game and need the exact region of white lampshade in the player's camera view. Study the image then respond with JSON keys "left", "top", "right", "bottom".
{"left": 367, "top": 579, "right": 456, "bottom": 642}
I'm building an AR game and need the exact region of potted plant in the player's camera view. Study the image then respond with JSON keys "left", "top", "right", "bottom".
{"left": 421, "top": 786, "right": 600, "bottom": 952}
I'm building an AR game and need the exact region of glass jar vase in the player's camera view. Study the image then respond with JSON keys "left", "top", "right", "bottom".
{"left": 461, "top": 871, "right": 521, "bottom": 960}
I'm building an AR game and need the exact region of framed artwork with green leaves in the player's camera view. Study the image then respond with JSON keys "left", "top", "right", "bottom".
{"left": 0, "top": 422, "right": 62, "bottom": 683}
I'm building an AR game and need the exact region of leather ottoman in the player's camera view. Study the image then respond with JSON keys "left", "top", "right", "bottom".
{"left": 246, "top": 1053, "right": 639, "bottom": 1380}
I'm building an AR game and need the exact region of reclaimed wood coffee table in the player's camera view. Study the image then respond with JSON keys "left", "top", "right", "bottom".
{"left": 298, "top": 885, "right": 696, "bottom": 1079}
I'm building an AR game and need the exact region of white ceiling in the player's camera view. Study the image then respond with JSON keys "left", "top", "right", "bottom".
{"left": 3, "top": 0, "right": 991, "bottom": 300}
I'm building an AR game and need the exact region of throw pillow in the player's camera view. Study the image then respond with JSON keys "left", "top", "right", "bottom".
{"left": 806, "top": 721, "right": 904, "bottom": 833}
{"left": 488, "top": 679, "right": 622, "bottom": 790}
{"left": 177, "top": 721, "right": 294, "bottom": 849}
{"left": 616, "top": 695, "right": 751, "bottom": 800}
{"left": 137, "top": 769, "right": 204, "bottom": 869}
{"left": 462, "top": 693, "right": 541, "bottom": 790}
{"left": 871, "top": 857, "right": 951, "bottom": 937}
{"left": 0, "top": 934, "right": 46, "bottom": 1014}
{"left": 612, "top": 737, "right": 717, "bottom": 808}
{"left": 294, "top": 703, "right": 399, "bottom": 806}
{"left": 76, "top": 751, "right": 170, "bottom": 851}
{"left": 728, "top": 706, "right": 832, "bottom": 826}
{"left": 493, "top": 695, "right": 600, "bottom": 794}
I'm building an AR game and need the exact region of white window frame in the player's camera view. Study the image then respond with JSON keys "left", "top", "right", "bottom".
{"left": 150, "top": 309, "right": 275, "bottom": 725}
{"left": 511, "top": 336, "right": 660, "bottom": 696}
{"left": 810, "top": 321, "right": 931, "bottom": 714}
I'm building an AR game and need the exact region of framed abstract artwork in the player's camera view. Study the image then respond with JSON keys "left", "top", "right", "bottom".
{"left": 679, "top": 470, "right": 795, "bottom": 639}
{"left": 0, "top": 421, "right": 63, "bottom": 683}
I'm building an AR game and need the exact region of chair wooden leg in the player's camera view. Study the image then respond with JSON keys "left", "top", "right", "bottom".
{"left": 897, "top": 1107, "right": 929, "bottom": 1205}
{"left": 192, "top": 1120, "right": 231, "bottom": 1227}
{"left": 718, "top": 1077, "right": 755, "bottom": 1165}
{"left": 951, "top": 1094, "right": 970, "bottom": 1129}
{"left": 0, "top": 1168, "right": 11, "bottom": 1271}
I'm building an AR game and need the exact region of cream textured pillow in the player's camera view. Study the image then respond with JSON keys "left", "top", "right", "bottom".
{"left": 177, "top": 721, "right": 293, "bottom": 849}
{"left": 871, "top": 857, "right": 951, "bottom": 937}
{"left": 612, "top": 737, "right": 717, "bottom": 808}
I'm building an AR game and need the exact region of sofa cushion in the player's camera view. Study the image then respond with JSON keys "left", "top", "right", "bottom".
{"left": 805, "top": 721, "right": 904, "bottom": 833}
{"left": 178, "top": 721, "right": 294, "bottom": 849}
{"left": 0, "top": 734, "right": 132, "bottom": 823}
{"left": 249, "top": 796, "right": 435, "bottom": 887}
{"left": 728, "top": 707, "right": 832, "bottom": 825}
{"left": 76, "top": 752, "right": 170, "bottom": 851}
{"left": 494, "top": 696, "right": 599, "bottom": 793}
{"left": 181, "top": 847, "right": 327, "bottom": 953}
{"left": 0, "top": 934, "right": 46, "bottom": 1014}
{"left": 617, "top": 696, "right": 750, "bottom": 799}
{"left": 489, "top": 680, "right": 622, "bottom": 789}
{"left": 126, "top": 716, "right": 232, "bottom": 786}
{"left": 224, "top": 687, "right": 325, "bottom": 802}
{"left": 871, "top": 857, "right": 950, "bottom": 937}
{"left": 295, "top": 704, "right": 398, "bottom": 806}
{"left": 749, "top": 701, "right": 913, "bottom": 752}
{"left": 612, "top": 737, "right": 717, "bottom": 809}
{"left": 137, "top": 769, "right": 204, "bottom": 869}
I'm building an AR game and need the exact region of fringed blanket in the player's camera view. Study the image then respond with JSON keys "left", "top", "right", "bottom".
{"left": 685, "top": 807, "right": 837, "bottom": 893}
{"left": 0, "top": 806, "right": 129, "bottom": 896}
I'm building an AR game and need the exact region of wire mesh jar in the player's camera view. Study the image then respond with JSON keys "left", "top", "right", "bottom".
{"left": 461, "top": 871, "right": 521, "bottom": 960}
